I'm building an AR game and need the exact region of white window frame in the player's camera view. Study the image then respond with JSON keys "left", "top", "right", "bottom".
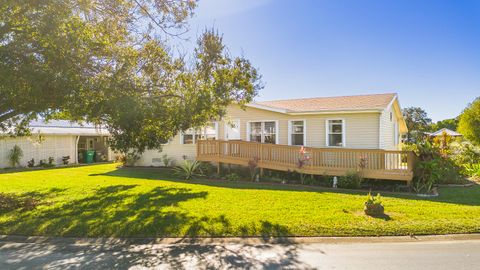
{"left": 246, "top": 120, "right": 279, "bottom": 144}
{"left": 288, "top": 119, "right": 307, "bottom": 146}
{"left": 325, "top": 119, "right": 346, "bottom": 147}
{"left": 180, "top": 122, "right": 218, "bottom": 145}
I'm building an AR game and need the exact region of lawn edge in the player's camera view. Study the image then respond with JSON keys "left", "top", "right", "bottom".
{"left": 2, "top": 233, "right": 480, "bottom": 245}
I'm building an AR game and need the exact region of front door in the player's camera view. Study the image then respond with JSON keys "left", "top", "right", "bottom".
{"left": 225, "top": 120, "right": 241, "bottom": 140}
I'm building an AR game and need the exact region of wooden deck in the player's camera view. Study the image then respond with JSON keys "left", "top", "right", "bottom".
{"left": 197, "top": 140, "right": 416, "bottom": 182}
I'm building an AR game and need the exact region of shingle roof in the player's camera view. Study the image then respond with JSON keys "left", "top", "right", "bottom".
{"left": 252, "top": 93, "right": 397, "bottom": 113}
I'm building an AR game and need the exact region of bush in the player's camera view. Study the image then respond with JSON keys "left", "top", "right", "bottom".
{"left": 124, "top": 152, "right": 140, "bottom": 166}
{"left": 364, "top": 193, "right": 384, "bottom": 216}
{"left": 199, "top": 162, "right": 216, "bottom": 177}
{"left": 174, "top": 160, "right": 202, "bottom": 180}
{"left": 27, "top": 158, "right": 35, "bottom": 168}
{"left": 8, "top": 145, "right": 23, "bottom": 167}
{"left": 338, "top": 171, "right": 363, "bottom": 189}
{"left": 463, "top": 164, "right": 480, "bottom": 179}
{"left": 161, "top": 154, "right": 174, "bottom": 167}
{"left": 62, "top": 156, "right": 70, "bottom": 165}
{"left": 450, "top": 141, "right": 480, "bottom": 166}
{"left": 225, "top": 172, "right": 240, "bottom": 181}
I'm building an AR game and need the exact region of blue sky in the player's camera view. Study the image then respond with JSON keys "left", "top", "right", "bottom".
{"left": 186, "top": 0, "right": 480, "bottom": 122}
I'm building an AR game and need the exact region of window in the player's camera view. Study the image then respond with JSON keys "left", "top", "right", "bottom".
{"left": 181, "top": 122, "right": 218, "bottom": 144}
{"left": 326, "top": 119, "right": 345, "bottom": 147}
{"left": 248, "top": 121, "right": 277, "bottom": 144}
{"left": 182, "top": 128, "right": 195, "bottom": 144}
{"left": 195, "top": 122, "right": 217, "bottom": 141}
{"left": 289, "top": 120, "right": 305, "bottom": 146}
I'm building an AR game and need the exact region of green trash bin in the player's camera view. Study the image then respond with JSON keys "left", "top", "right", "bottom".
{"left": 84, "top": 150, "right": 95, "bottom": 164}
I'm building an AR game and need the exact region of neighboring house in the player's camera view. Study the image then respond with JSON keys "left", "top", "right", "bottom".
{"left": 428, "top": 128, "right": 462, "bottom": 137}
{"left": 0, "top": 120, "right": 113, "bottom": 168}
{"left": 138, "top": 93, "right": 407, "bottom": 166}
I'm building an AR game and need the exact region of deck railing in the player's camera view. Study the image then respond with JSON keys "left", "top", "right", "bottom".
{"left": 197, "top": 140, "right": 416, "bottom": 182}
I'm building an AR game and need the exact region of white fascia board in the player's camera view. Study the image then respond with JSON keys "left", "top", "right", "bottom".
{"left": 245, "top": 103, "right": 288, "bottom": 114}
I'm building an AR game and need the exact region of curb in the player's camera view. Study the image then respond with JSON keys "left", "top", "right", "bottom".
{"left": 2, "top": 234, "right": 480, "bottom": 246}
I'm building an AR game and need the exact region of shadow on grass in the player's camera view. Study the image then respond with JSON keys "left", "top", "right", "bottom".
{"left": 92, "top": 167, "right": 480, "bottom": 206}
{"left": 0, "top": 183, "right": 310, "bottom": 269}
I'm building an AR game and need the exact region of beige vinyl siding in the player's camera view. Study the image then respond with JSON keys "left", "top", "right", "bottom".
{"left": 0, "top": 135, "right": 77, "bottom": 168}
{"left": 138, "top": 104, "right": 382, "bottom": 166}
{"left": 379, "top": 101, "right": 403, "bottom": 150}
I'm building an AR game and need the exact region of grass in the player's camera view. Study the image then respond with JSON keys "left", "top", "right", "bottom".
{"left": 0, "top": 163, "right": 479, "bottom": 238}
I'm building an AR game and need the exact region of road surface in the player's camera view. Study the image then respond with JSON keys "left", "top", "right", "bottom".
{"left": 1, "top": 236, "right": 479, "bottom": 269}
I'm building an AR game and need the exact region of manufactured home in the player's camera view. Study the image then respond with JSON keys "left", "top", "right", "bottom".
{"left": 138, "top": 93, "right": 414, "bottom": 182}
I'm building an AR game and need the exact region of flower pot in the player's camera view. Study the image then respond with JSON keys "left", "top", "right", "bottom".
{"left": 364, "top": 203, "right": 384, "bottom": 216}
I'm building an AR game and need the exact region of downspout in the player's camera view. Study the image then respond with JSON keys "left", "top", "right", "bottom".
{"left": 75, "top": 135, "right": 80, "bottom": 164}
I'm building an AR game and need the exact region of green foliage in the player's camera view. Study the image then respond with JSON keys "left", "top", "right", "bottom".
{"left": 449, "top": 141, "right": 480, "bottom": 166}
{"left": 364, "top": 193, "right": 384, "bottom": 216}
{"left": 173, "top": 160, "right": 202, "bottom": 180}
{"left": 7, "top": 145, "right": 23, "bottom": 167}
{"left": 463, "top": 164, "right": 480, "bottom": 178}
{"left": 1, "top": 1, "right": 262, "bottom": 154}
{"left": 124, "top": 152, "right": 140, "bottom": 167}
{"left": 413, "top": 159, "right": 440, "bottom": 193}
{"left": 161, "top": 154, "right": 174, "bottom": 167}
{"left": 430, "top": 118, "right": 459, "bottom": 132}
{"left": 27, "top": 159, "right": 35, "bottom": 168}
{"left": 225, "top": 173, "right": 240, "bottom": 181}
{"left": 338, "top": 171, "right": 363, "bottom": 189}
{"left": 458, "top": 97, "right": 480, "bottom": 145}
{"left": 402, "top": 107, "right": 432, "bottom": 141}
{"left": 198, "top": 162, "right": 216, "bottom": 177}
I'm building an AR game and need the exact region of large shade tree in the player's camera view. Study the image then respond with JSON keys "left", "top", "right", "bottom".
{"left": 458, "top": 97, "right": 480, "bottom": 145}
{"left": 0, "top": 0, "right": 262, "bottom": 152}
{"left": 402, "top": 107, "right": 432, "bottom": 141}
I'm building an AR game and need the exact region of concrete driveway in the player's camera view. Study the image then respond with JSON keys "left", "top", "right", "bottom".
{"left": 1, "top": 235, "right": 480, "bottom": 269}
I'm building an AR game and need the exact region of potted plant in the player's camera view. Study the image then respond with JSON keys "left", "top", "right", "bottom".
{"left": 364, "top": 192, "right": 384, "bottom": 216}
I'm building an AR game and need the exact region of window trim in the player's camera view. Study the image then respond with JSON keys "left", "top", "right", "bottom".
{"left": 180, "top": 122, "right": 218, "bottom": 145}
{"left": 246, "top": 120, "right": 279, "bottom": 144}
{"left": 288, "top": 119, "right": 307, "bottom": 146}
{"left": 325, "top": 118, "right": 346, "bottom": 147}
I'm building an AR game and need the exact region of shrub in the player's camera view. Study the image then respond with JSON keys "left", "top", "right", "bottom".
{"left": 124, "top": 152, "right": 140, "bottom": 166}
{"left": 174, "top": 160, "right": 202, "bottom": 180}
{"left": 62, "top": 156, "right": 70, "bottom": 165}
{"left": 338, "top": 171, "right": 363, "bottom": 189}
{"left": 463, "top": 164, "right": 480, "bottom": 179}
{"left": 450, "top": 141, "right": 480, "bottom": 166}
{"left": 48, "top": 156, "right": 55, "bottom": 165}
{"left": 27, "top": 158, "right": 35, "bottom": 168}
{"left": 8, "top": 145, "right": 23, "bottom": 167}
{"left": 364, "top": 193, "right": 384, "bottom": 216}
{"left": 161, "top": 154, "right": 174, "bottom": 167}
{"left": 199, "top": 162, "right": 216, "bottom": 177}
{"left": 225, "top": 172, "right": 240, "bottom": 181}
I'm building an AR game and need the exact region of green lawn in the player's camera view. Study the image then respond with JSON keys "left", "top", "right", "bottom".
{"left": 0, "top": 163, "right": 479, "bottom": 238}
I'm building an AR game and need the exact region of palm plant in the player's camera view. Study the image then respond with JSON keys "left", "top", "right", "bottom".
{"left": 174, "top": 160, "right": 202, "bottom": 180}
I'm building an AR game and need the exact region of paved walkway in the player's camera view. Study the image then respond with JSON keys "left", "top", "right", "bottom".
{"left": 1, "top": 235, "right": 480, "bottom": 269}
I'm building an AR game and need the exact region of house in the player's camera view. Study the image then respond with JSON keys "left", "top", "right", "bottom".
{"left": 138, "top": 93, "right": 410, "bottom": 181}
{"left": 0, "top": 120, "right": 114, "bottom": 168}
{"left": 429, "top": 128, "right": 462, "bottom": 137}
